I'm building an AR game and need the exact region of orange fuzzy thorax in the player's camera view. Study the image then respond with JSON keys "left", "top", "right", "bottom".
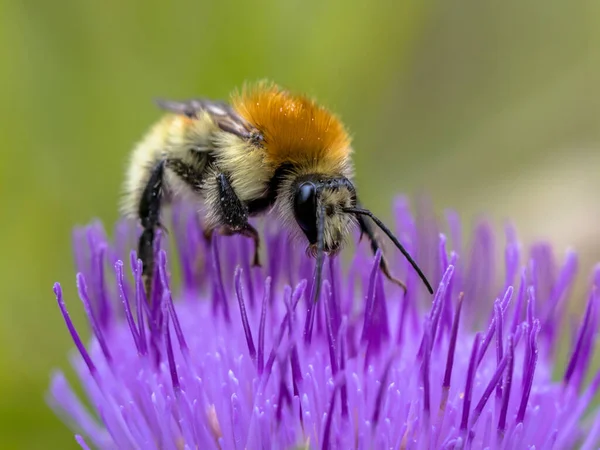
{"left": 232, "top": 82, "right": 351, "bottom": 169}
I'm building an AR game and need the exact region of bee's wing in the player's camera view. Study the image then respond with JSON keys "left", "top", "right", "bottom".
{"left": 155, "top": 98, "right": 257, "bottom": 141}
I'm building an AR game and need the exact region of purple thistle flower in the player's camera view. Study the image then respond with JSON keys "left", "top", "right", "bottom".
{"left": 49, "top": 198, "right": 600, "bottom": 449}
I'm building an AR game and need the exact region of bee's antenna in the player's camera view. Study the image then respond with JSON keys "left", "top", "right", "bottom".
{"left": 343, "top": 207, "right": 434, "bottom": 294}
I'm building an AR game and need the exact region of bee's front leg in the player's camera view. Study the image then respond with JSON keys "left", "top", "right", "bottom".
{"left": 355, "top": 200, "right": 407, "bottom": 292}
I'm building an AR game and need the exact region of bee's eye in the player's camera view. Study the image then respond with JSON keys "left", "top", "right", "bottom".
{"left": 293, "top": 182, "right": 318, "bottom": 244}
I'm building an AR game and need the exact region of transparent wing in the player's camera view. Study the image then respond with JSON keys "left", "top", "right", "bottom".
{"left": 154, "top": 98, "right": 257, "bottom": 141}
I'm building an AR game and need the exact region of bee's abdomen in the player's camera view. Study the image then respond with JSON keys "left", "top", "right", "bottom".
{"left": 121, "top": 115, "right": 215, "bottom": 219}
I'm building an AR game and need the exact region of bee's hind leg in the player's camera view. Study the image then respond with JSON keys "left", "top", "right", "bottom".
{"left": 214, "top": 172, "right": 262, "bottom": 267}
{"left": 138, "top": 157, "right": 207, "bottom": 302}
{"left": 138, "top": 160, "right": 166, "bottom": 303}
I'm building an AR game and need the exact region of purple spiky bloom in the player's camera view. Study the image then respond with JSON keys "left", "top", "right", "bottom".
{"left": 49, "top": 198, "right": 600, "bottom": 449}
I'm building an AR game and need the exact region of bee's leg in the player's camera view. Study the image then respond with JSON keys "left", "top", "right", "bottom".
{"left": 138, "top": 160, "right": 166, "bottom": 302}
{"left": 203, "top": 227, "right": 214, "bottom": 243}
{"left": 220, "top": 224, "right": 262, "bottom": 267}
{"left": 215, "top": 172, "right": 262, "bottom": 267}
{"left": 356, "top": 211, "right": 407, "bottom": 292}
{"left": 138, "top": 157, "right": 206, "bottom": 301}
{"left": 165, "top": 158, "right": 206, "bottom": 191}
{"left": 163, "top": 157, "right": 214, "bottom": 271}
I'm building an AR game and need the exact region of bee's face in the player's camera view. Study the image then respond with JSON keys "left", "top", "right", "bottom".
{"left": 292, "top": 176, "right": 357, "bottom": 255}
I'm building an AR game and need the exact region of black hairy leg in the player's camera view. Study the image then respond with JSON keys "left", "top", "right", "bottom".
{"left": 138, "top": 160, "right": 166, "bottom": 302}
{"left": 356, "top": 211, "right": 408, "bottom": 292}
{"left": 220, "top": 225, "right": 261, "bottom": 267}
{"left": 138, "top": 156, "right": 207, "bottom": 301}
{"left": 165, "top": 156, "right": 207, "bottom": 191}
{"left": 211, "top": 172, "right": 261, "bottom": 267}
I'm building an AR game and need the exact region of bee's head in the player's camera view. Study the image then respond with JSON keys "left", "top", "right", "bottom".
{"left": 290, "top": 172, "right": 434, "bottom": 310}
{"left": 292, "top": 175, "right": 357, "bottom": 255}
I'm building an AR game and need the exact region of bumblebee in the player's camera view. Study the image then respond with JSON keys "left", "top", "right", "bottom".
{"left": 122, "top": 81, "right": 433, "bottom": 302}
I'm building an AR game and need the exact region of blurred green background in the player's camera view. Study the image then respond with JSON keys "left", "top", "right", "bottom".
{"left": 1, "top": 0, "right": 599, "bottom": 448}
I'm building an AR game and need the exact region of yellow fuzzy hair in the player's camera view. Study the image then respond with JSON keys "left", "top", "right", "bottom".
{"left": 231, "top": 82, "right": 351, "bottom": 168}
